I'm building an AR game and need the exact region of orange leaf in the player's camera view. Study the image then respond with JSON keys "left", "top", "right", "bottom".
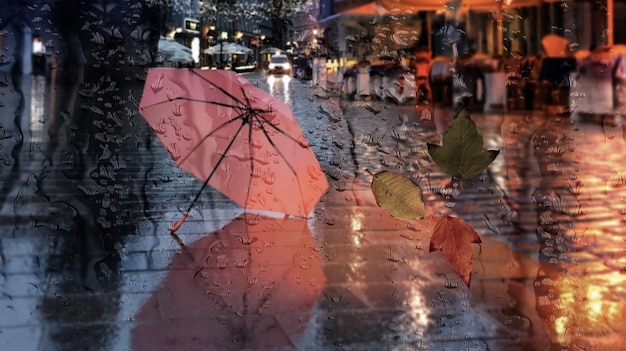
{"left": 429, "top": 215, "right": 482, "bottom": 288}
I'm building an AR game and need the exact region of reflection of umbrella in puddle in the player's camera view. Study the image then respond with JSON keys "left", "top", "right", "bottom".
{"left": 132, "top": 214, "right": 326, "bottom": 351}
{"left": 542, "top": 34, "right": 570, "bottom": 57}
{"left": 138, "top": 68, "right": 329, "bottom": 234}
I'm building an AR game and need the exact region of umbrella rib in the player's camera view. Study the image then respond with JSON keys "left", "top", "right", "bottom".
{"left": 241, "top": 86, "right": 253, "bottom": 108}
{"left": 178, "top": 113, "right": 247, "bottom": 167}
{"left": 140, "top": 97, "right": 245, "bottom": 111}
{"left": 257, "top": 117, "right": 298, "bottom": 178}
{"left": 179, "top": 97, "right": 246, "bottom": 110}
{"left": 255, "top": 114, "right": 310, "bottom": 149}
{"left": 238, "top": 87, "right": 278, "bottom": 118}
{"left": 256, "top": 117, "right": 311, "bottom": 217}
{"left": 245, "top": 111, "right": 255, "bottom": 212}
{"left": 172, "top": 118, "right": 249, "bottom": 233}
{"left": 190, "top": 70, "right": 248, "bottom": 109}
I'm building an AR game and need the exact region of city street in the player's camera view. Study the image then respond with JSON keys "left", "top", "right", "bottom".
{"left": 2, "top": 69, "right": 626, "bottom": 351}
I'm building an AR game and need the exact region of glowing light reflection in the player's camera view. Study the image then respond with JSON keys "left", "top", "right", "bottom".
{"left": 408, "top": 285, "right": 430, "bottom": 330}
{"left": 501, "top": 115, "right": 626, "bottom": 347}
{"left": 351, "top": 211, "right": 363, "bottom": 244}
{"left": 30, "top": 77, "right": 47, "bottom": 143}
{"left": 349, "top": 211, "right": 364, "bottom": 272}
{"left": 545, "top": 124, "right": 626, "bottom": 344}
{"left": 266, "top": 75, "right": 291, "bottom": 104}
{"left": 551, "top": 268, "right": 626, "bottom": 344}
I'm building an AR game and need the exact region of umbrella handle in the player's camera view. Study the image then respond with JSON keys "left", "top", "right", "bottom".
{"left": 170, "top": 211, "right": 189, "bottom": 233}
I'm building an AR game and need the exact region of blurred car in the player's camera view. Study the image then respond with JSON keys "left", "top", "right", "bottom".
{"left": 268, "top": 54, "right": 291, "bottom": 75}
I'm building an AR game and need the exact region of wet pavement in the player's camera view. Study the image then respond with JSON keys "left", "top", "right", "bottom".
{"left": 2, "top": 70, "right": 626, "bottom": 351}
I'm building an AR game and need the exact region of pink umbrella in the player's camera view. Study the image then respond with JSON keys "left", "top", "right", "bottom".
{"left": 139, "top": 68, "right": 329, "bottom": 232}
{"left": 132, "top": 214, "right": 327, "bottom": 351}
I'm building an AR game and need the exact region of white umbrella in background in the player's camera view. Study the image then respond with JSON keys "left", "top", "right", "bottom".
{"left": 204, "top": 42, "right": 252, "bottom": 55}
{"left": 158, "top": 37, "right": 194, "bottom": 66}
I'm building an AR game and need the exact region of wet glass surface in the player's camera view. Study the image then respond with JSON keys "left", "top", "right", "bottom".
{"left": 2, "top": 1, "right": 626, "bottom": 350}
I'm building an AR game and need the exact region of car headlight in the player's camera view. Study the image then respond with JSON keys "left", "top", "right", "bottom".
{"left": 283, "top": 63, "right": 290, "bottom": 70}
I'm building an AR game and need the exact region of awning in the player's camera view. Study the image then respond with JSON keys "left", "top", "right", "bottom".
{"left": 203, "top": 42, "right": 253, "bottom": 55}
{"left": 157, "top": 37, "right": 193, "bottom": 64}
{"left": 378, "top": 0, "right": 449, "bottom": 13}
{"left": 460, "top": 0, "right": 541, "bottom": 11}
{"left": 319, "top": 2, "right": 385, "bottom": 26}
{"left": 378, "top": 0, "right": 541, "bottom": 13}
{"left": 377, "top": 0, "right": 542, "bottom": 54}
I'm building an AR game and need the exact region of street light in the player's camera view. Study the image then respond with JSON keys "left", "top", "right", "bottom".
{"left": 205, "top": 25, "right": 216, "bottom": 67}
{"left": 219, "top": 31, "right": 228, "bottom": 69}
{"left": 260, "top": 35, "right": 266, "bottom": 69}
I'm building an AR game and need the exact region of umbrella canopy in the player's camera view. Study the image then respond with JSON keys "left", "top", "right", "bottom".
{"left": 139, "top": 68, "right": 329, "bottom": 230}
{"left": 204, "top": 42, "right": 253, "bottom": 55}
{"left": 132, "top": 214, "right": 327, "bottom": 351}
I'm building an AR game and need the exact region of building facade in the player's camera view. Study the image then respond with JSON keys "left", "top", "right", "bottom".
{"left": 318, "top": 0, "right": 423, "bottom": 60}
{"left": 161, "top": 0, "right": 275, "bottom": 67}
{"left": 290, "top": 0, "right": 322, "bottom": 56}
{"left": 316, "top": 0, "right": 626, "bottom": 60}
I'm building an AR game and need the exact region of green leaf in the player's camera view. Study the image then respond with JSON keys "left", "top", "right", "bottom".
{"left": 369, "top": 170, "right": 425, "bottom": 220}
{"left": 427, "top": 109, "right": 499, "bottom": 182}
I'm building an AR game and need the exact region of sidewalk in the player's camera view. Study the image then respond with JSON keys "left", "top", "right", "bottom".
{"left": 2, "top": 73, "right": 626, "bottom": 350}
{"left": 312, "top": 94, "right": 626, "bottom": 350}
{"left": 310, "top": 99, "right": 534, "bottom": 350}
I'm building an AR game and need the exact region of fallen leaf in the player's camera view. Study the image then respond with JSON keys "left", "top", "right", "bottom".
{"left": 369, "top": 170, "right": 424, "bottom": 220}
{"left": 429, "top": 215, "right": 482, "bottom": 287}
{"left": 427, "top": 109, "right": 499, "bottom": 182}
